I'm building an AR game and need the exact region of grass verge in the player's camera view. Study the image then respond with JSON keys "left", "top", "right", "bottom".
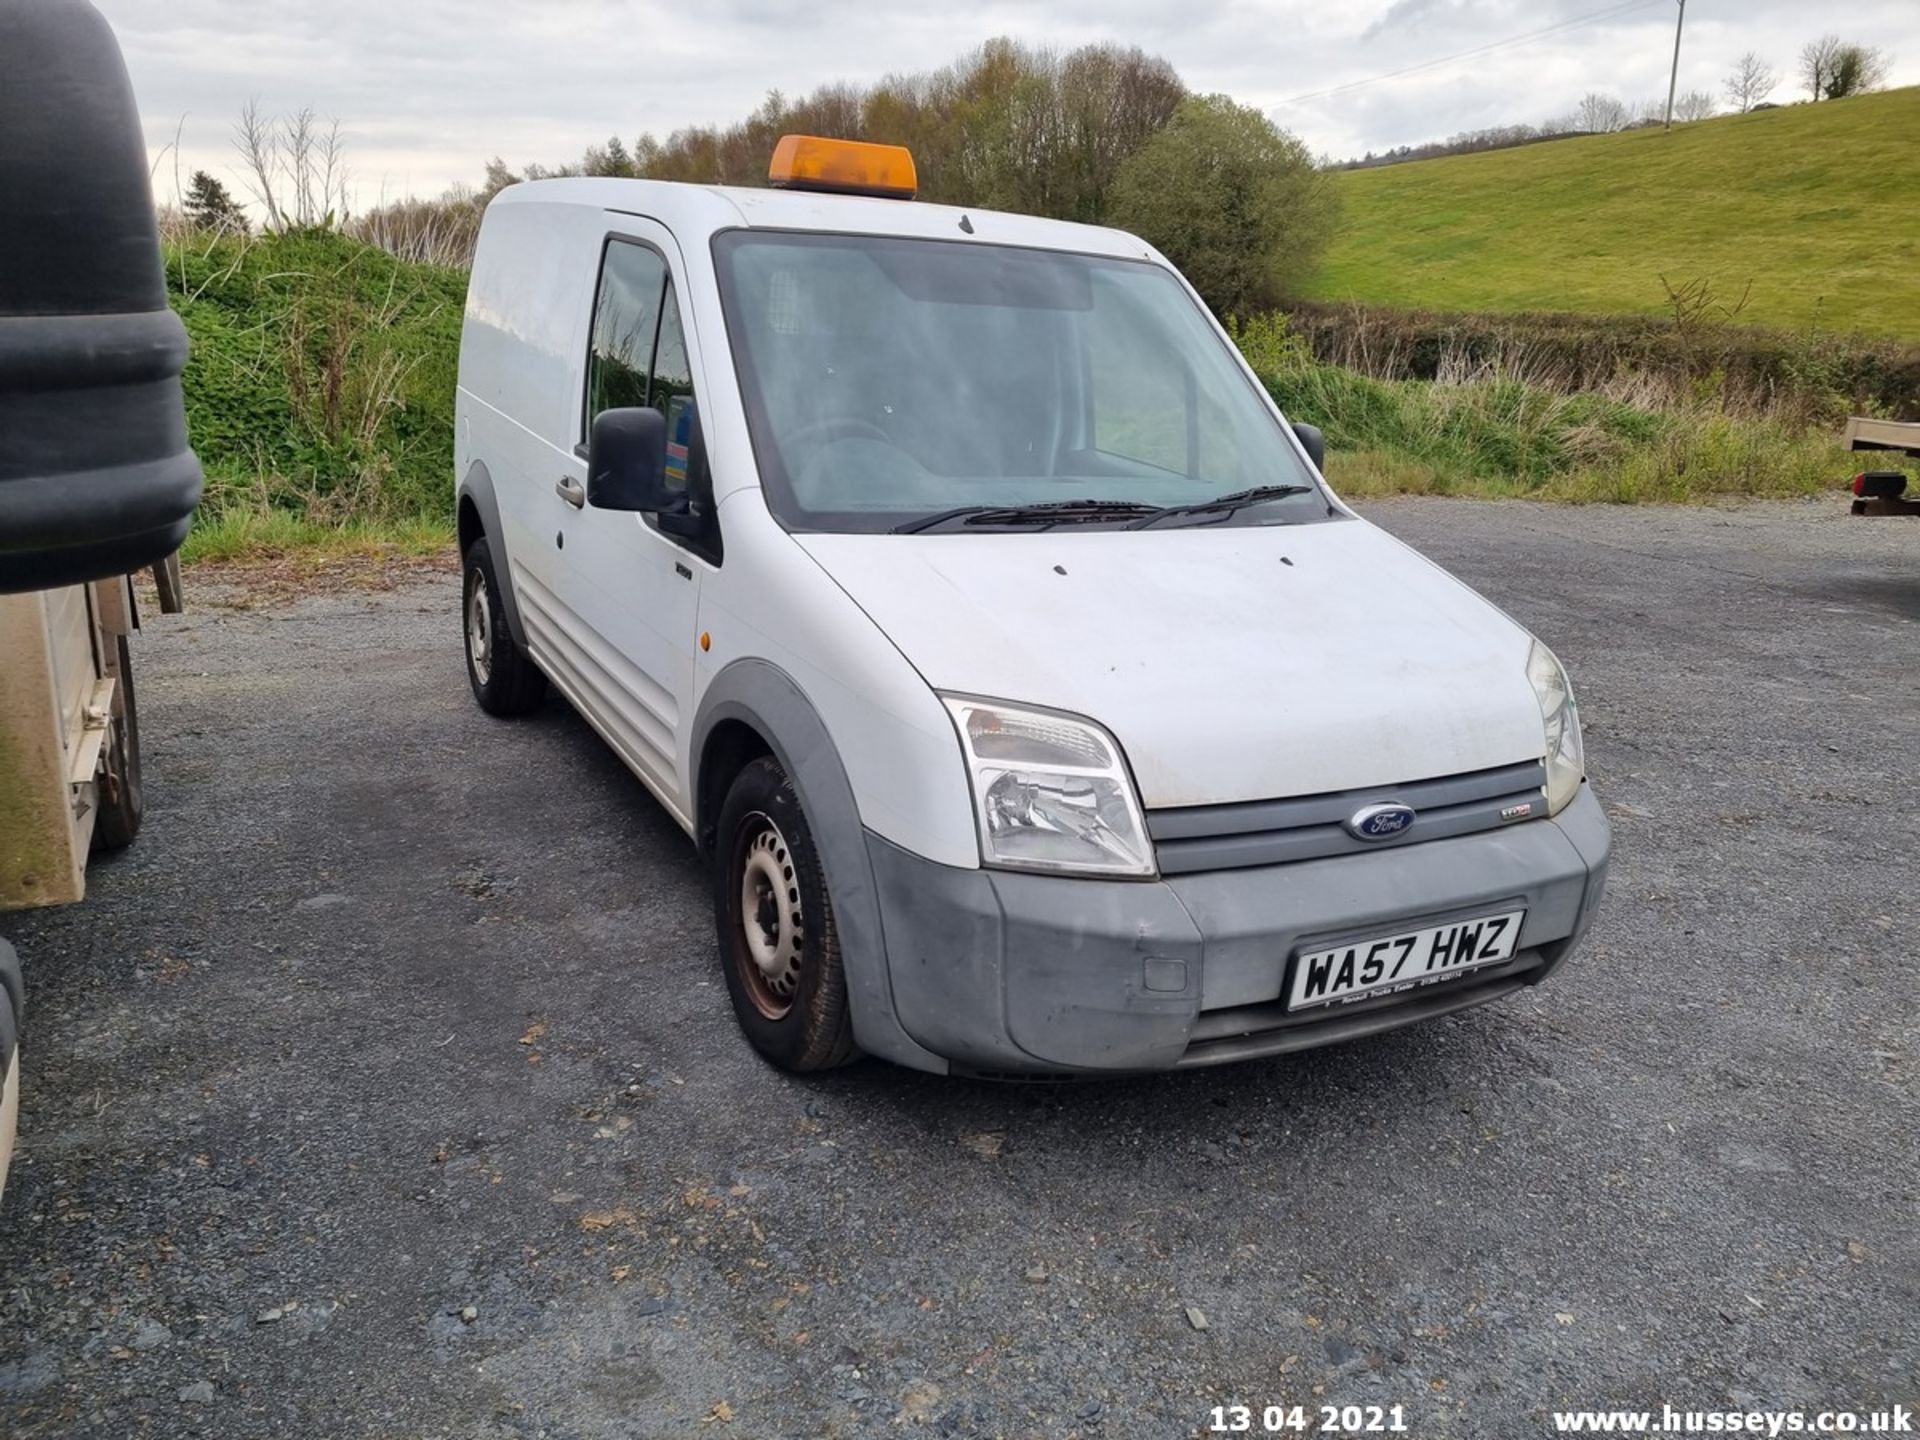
{"left": 1267, "top": 361, "right": 1878, "bottom": 503}
{"left": 181, "top": 510, "right": 454, "bottom": 565}
{"left": 1224, "top": 317, "right": 1903, "bottom": 504}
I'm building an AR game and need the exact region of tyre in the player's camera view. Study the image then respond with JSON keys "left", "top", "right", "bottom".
{"left": 93, "top": 634, "right": 143, "bottom": 850}
{"left": 713, "top": 756, "right": 859, "bottom": 1072}
{"left": 462, "top": 536, "right": 546, "bottom": 716}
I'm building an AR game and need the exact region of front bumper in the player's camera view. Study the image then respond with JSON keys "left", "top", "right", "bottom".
{"left": 867, "top": 783, "right": 1611, "bottom": 1075}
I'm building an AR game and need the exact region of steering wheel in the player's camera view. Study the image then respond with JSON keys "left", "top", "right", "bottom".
{"left": 784, "top": 416, "right": 892, "bottom": 450}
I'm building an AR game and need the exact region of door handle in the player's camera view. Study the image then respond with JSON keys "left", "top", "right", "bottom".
{"left": 555, "top": 476, "right": 586, "bottom": 509}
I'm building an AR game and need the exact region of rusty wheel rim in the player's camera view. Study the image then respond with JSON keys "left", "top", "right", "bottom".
{"left": 733, "top": 811, "right": 804, "bottom": 1021}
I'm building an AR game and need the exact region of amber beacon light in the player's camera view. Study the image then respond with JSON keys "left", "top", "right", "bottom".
{"left": 767, "top": 135, "right": 917, "bottom": 200}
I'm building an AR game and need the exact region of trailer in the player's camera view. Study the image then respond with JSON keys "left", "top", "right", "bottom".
{"left": 0, "top": 564, "right": 180, "bottom": 909}
{"left": 1842, "top": 416, "right": 1920, "bottom": 517}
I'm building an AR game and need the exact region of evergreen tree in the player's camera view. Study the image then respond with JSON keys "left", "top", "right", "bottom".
{"left": 184, "top": 169, "right": 248, "bottom": 233}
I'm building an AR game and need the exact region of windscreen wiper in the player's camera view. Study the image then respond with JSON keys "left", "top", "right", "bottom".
{"left": 1124, "top": 484, "right": 1315, "bottom": 530}
{"left": 891, "top": 499, "right": 1161, "bottom": 535}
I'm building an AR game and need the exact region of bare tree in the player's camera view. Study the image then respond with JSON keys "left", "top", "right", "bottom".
{"left": 234, "top": 98, "right": 287, "bottom": 231}
{"left": 1660, "top": 274, "right": 1752, "bottom": 350}
{"left": 315, "top": 115, "right": 349, "bottom": 224}
{"left": 284, "top": 107, "right": 316, "bottom": 221}
{"left": 1723, "top": 51, "right": 1778, "bottom": 111}
{"left": 1573, "top": 92, "right": 1630, "bottom": 133}
{"left": 232, "top": 102, "right": 351, "bottom": 231}
{"left": 352, "top": 182, "right": 483, "bottom": 268}
{"left": 1800, "top": 34, "right": 1843, "bottom": 100}
{"left": 1823, "top": 43, "right": 1892, "bottom": 99}
{"left": 1673, "top": 90, "right": 1718, "bottom": 122}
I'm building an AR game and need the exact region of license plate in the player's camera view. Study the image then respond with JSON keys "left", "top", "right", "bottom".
{"left": 1288, "top": 909, "right": 1525, "bottom": 1012}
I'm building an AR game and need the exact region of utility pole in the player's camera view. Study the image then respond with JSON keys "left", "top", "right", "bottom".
{"left": 1663, "top": 0, "right": 1688, "bottom": 131}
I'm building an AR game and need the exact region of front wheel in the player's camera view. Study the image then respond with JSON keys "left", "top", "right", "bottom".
{"left": 713, "top": 756, "right": 858, "bottom": 1072}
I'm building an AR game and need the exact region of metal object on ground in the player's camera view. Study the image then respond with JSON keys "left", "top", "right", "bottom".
{"left": 1842, "top": 417, "right": 1920, "bottom": 517}
{"left": 0, "top": 0, "right": 203, "bottom": 593}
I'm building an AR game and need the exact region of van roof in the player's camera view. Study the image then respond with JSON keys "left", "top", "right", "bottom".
{"left": 493, "top": 176, "right": 1155, "bottom": 262}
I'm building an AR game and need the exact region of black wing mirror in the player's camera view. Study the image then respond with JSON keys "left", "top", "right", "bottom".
{"left": 1291, "top": 421, "right": 1325, "bottom": 473}
{"left": 586, "top": 406, "right": 687, "bottom": 516}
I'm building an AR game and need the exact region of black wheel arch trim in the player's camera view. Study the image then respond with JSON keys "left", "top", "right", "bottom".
{"left": 693, "top": 658, "right": 947, "bottom": 1074}
{"left": 457, "top": 461, "right": 530, "bottom": 651}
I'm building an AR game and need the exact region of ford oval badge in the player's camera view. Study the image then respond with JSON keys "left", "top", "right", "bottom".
{"left": 1347, "top": 802, "right": 1416, "bottom": 841}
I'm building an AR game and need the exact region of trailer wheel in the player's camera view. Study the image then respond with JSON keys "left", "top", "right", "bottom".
{"left": 93, "top": 634, "right": 143, "bottom": 851}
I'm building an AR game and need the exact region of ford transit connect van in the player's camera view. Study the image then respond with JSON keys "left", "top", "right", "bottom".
{"left": 454, "top": 137, "right": 1610, "bottom": 1076}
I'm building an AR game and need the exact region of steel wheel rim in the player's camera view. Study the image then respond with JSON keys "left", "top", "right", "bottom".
{"left": 734, "top": 811, "right": 804, "bottom": 1021}
{"left": 466, "top": 571, "right": 493, "bottom": 686}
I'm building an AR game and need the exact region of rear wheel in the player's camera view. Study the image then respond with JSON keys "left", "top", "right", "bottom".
{"left": 462, "top": 537, "right": 546, "bottom": 716}
{"left": 93, "top": 634, "right": 143, "bottom": 851}
{"left": 714, "top": 756, "right": 858, "bottom": 1072}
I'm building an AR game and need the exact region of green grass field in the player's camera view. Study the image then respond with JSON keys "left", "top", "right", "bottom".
{"left": 1306, "top": 86, "right": 1920, "bottom": 337}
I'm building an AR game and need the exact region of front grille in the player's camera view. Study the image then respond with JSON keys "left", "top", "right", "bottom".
{"left": 1174, "top": 950, "right": 1547, "bottom": 1068}
{"left": 1148, "top": 760, "right": 1548, "bottom": 875}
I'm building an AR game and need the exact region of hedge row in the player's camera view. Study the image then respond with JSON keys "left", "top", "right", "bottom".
{"left": 1281, "top": 300, "right": 1920, "bottom": 423}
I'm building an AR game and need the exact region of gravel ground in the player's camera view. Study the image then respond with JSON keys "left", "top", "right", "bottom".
{"left": 0, "top": 498, "right": 1915, "bottom": 1439}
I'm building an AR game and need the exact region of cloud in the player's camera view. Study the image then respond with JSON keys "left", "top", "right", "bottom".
{"left": 91, "top": 0, "right": 1920, "bottom": 205}
{"left": 1359, "top": 0, "right": 1469, "bottom": 43}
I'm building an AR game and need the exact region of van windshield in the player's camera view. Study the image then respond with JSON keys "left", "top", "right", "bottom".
{"left": 711, "top": 230, "right": 1330, "bottom": 535}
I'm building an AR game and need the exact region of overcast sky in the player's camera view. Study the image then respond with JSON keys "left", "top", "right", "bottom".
{"left": 97, "top": 0, "right": 1920, "bottom": 210}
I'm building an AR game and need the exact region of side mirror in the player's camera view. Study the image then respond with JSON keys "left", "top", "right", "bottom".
{"left": 586, "top": 406, "right": 686, "bottom": 516}
{"left": 1292, "top": 421, "right": 1325, "bottom": 473}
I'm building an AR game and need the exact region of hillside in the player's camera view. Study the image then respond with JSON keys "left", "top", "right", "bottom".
{"left": 168, "top": 228, "right": 465, "bottom": 551}
{"left": 1305, "top": 85, "right": 1920, "bottom": 337}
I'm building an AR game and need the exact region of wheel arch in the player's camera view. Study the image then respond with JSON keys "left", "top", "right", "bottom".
{"left": 692, "top": 659, "right": 946, "bottom": 1073}
{"left": 456, "top": 460, "right": 529, "bottom": 650}
{"left": 696, "top": 718, "right": 773, "bottom": 859}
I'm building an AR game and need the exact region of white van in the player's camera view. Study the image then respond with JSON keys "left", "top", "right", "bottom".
{"left": 454, "top": 137, "right": 1609, "bottom": 1076}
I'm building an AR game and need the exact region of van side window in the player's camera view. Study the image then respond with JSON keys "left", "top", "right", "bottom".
{"left": 585, "top": 241, "right": 668, "bottom": 435}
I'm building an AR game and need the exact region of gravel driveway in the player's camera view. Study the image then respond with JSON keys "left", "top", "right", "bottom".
{"left": 1, "top": 498, "right": 1915, "bottom": 1438}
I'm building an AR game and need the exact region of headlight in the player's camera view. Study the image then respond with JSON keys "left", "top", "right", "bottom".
{"left": 1527, "top": 640, "right": 1585, "bottom": 816}
{"left": 940, "top": 696, "right": 1155, "bottom": 878}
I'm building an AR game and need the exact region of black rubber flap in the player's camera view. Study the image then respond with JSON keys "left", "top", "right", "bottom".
{"left": 0, "top": 0, "right": 203, "bottom": 592}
